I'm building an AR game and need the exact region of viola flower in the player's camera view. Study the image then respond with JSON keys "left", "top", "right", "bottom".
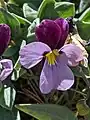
{"left": 19, "top": 18, "right": 84, "bottom": 94}
{"left": 19, "top": 42, "right": 83, "bottom": 94}
{"left": 0, "top": 24, "right": 13, "bottom": 81}
{"left": 0, "top": 59, "right": 13, "bottom": 81}
{"left": 0, "top": 24, "right": 11, "bottom": 56}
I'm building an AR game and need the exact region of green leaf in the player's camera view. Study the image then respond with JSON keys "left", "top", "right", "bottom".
{"left": 9, "top": 0, "right": 42, "bottom": 8}
{"left": 11, "top": 40, "right": 27, "bottom": 81}
{"left": 0, "top": 8, "right": 20, "bottom": 40}
{"left": 79, "top": 8, "right": 90, "bottom": 22}
{"left": 71, "top": 65, "right": 90, "bottom": 78}
{"left": 11, "top": 68, "right": 27, "bottom": 81}
{"left": 76, "top": 20, "right": 90, "bottom": 40}
{"left": 85, "top": 111, "right": 90, "bottom": 120}
{"left": 27, "top": 18, "right": 40, "bottom": 34}
{"left": 76, "top": 99, "right": 90, "bottom": 116}
{"left": 76, "top": 8, "right": 90, "bottom": 40}
{"left": 3, "top": 45, "right": 19, "bottom": 57}
{"left": 38, "top": 0, "right": 75, "bottom": 20}
{"left": 11, "top": 13, "right": 31, "bottom": 25}
{"left": 37, "top": 0, "right": 58, "bottom": 20}
{"left": 7, "top": 3, "right": 23, "bottom": 16}
{"left": 27, "top": 33, "right": 36, "bottom": 43}
{"left": 23, "top": 3, "right": 37, "bottom": 21}
{"left": 78, "top": 0, "right": 89, "bottom": 13}
{"left": 80, "top": 65, "right": 90, "bottom": 78}
{"left": 0, "top": 85, "right": 16, "bottom": 110}
{"left": 55, "top": 2, "right": 75, "bottom": 18}
{"left": 0, "top": 106, "right": 21, "bottom": 120}
{"left": 71, "top": 65, "right": 90, "bottom": 89}
{"left": 71, "top": 66, "right": 83, "bottom": 77}
{"left": 16, "top": 104, "right": 78, "bottom": 120}
{"left": 27, "top": 18, "right": 40, "bottom": 43}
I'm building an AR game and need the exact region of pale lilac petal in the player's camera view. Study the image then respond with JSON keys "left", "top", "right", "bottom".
{"left": 19, "top": 42, "right": 51, "bottom": 69}
{"left": 0, "top": 59, "right": 13, "bottom": 81}
{"left": 61, "top": 44, "right": 84, "bottom": 66}
{"left": 40, "top": 54, "right": 74, "bottom": 94}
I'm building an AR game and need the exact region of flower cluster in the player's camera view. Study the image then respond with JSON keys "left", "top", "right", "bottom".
{"left": 0, "top": 24, "right": 13, "bottom": 81}
{"left": 19, "top": 18, "right": 84, "bottom": 94}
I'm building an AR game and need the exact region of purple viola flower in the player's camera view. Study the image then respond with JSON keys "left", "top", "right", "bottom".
{"left": 0, "top": 59, "right": 13, "bottom": 81}
{"left": 19, "top": 18, "right": 84, "bottom": 94}
{"left": 35, "top": 18, "right": 69, "bottom": 49}
{"left": 0, "top": 24, "right": 11, "bottom": 56}
{"left": 19, "top": 42, "right": 83, "bottom": 94}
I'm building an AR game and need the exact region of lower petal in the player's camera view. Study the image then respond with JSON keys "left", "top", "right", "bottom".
{"left": 57, "top": 65, "right": 74, "bottom": 91}
{"left": 40, "top": 54, "right": 74, "bottom": 94}
{"left": 0, "top": 59, "right": 13, "bottom": 81}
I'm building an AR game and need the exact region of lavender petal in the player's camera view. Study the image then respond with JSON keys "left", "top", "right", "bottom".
{"left": 61, "top": 44, "right": 84, "bottom": 66}
{"left": 19, "top": 42, "right": 51, "bottom": 69}
{"left": 0, "top": 59, "right": 13, "bottom": 81}
{"left": 40, "top": 53, "right": 74, "bottom": 94}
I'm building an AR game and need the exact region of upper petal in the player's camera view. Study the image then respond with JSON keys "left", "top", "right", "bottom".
{"left": 0, "top": 59, "right": 13, "bottom": 81}
{"left": 66, "top": 17, "right": 74, "bottom": 33}
{"left": 19, "top": 42, "right": 51, "bottom": 69}
{"left": 61, "top": 44, "right": 84, "bottom": 66}
{"left": 0, "top": 24, "right": 11, "bottom": 56}
{"left": 40, "top": 54, "right": 74, "bottom": 94}
{"left": 35, "top": 19, "right": 61, "bottom": 50}
{"left": 55, "top": 18, "right": 69, "bottom": 48}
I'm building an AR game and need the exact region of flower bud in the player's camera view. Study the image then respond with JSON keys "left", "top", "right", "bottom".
{"left": 0, "top": 24, "right": 11, "bottom": 56}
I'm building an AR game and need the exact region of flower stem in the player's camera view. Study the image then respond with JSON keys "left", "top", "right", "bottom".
{"left": 71, "top": 78, "right": 80, "bottom": 101}
{"left": 71, "top": 89, "right": 87, "bottom": 97}
{"left": 56, "top": 93, "right": 64, "bottom": 104}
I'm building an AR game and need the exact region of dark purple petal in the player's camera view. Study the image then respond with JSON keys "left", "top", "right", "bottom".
{"left": 0, "top": 24, "right": 11, "bottom": 56}
{"left": 61, "top": 44, "right": 84, "bottom": 66}
{"left": 19, "top": 42, "right": 51, "bottom": 69}
{"left": 66, "top": 17, "right": 74, "bottom": 33}
{"left": 40, "top": 54, "right": 74, "bottom": 94}
{"left": 35, "top": 19, "right": 61, "bottom": 50}
{"left": 55, "top": 18, "right": 69, "bottom": 48}
{"left": 0, "top": 59, "right": 13, "bottom": 81}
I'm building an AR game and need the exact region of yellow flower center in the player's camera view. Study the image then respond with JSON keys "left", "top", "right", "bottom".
{"left": 45, "top": 49, "right": 59, "bottom": 65}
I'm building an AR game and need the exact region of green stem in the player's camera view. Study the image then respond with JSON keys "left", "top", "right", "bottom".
{"left": 81, "top": 71, "right": 90, "bottom": 89}
{"left": 70, "top": 89, "right": 87, "bottom": 97}
{"left": 56, "top": 93, "right": 64, "bottom": 104}
{"left": 72, "top": 78, "right": 80, "bottom": 101}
